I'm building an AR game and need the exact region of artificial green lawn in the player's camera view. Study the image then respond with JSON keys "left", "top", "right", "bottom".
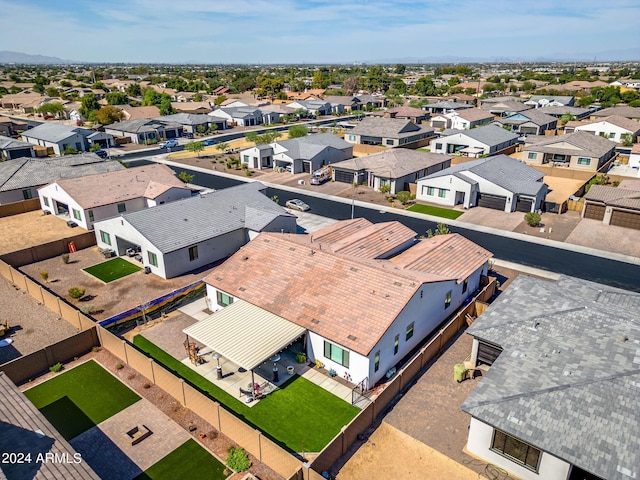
{"left": 133, "top": 335, "right": 359, "bottom": 453}
{"left": 407, "top": 203, "right": 464, "bottom": 220}
{"left": 24, "top": 360, "right": 141, "bottom": 440}
{"left": 134, "top": 439, "right": 227, "bottom": 480}
{"left": 83, "top": 257, "right": 142, "bottom": 283}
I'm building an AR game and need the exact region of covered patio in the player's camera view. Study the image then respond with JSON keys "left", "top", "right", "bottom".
{"left": 182, "top": 300, "right": 307, "bottom": 405}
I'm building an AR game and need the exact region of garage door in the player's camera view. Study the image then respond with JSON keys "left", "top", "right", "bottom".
{"left": 583, "top": 203, "right": 605, "bottom": 221}
{"left": 520, "top": 126, "right": 538, "bottom": 135}
{"left": 432, "top": 120, "right": 446, "bottom": 128}
{"left": 515, "top": 197, "right": 533, "bottom": 212}
{"left": 303, "top": 161, "right": 311, "bottom": 173}
{"left": 610, "top": 210, "right": 640, "bottom": 230}
{"left": 477, "top": 193, "right": 507, "bottom": 210}
{"left": 477, "top": 341, "right": 502, "bottom": 366}
{"left": 165, "top": 130, "right": 177, "bottom": 139}
{"left": 334, "top": 169, "right": 354, "bottom": 183}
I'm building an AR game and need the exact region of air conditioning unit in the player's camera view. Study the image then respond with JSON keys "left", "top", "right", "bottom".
{"left": 144, "top": 266, "right": 151, "bottom": 274}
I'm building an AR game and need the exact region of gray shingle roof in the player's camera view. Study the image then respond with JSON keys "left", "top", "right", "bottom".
{"left": 331, "top": 149, "right": 452, "bottom": 179}
{"left": 420, "top": 155, "right": 544, "bottom": 196}
{"left": 115, "top": 182, "right": 293, "bottom": 254}
{"left": 349, "top": 117, "right": 434, "bottom": 138}
{"left": 21, "top": 123, "right": 92, "bottom": 142}
{"left": 107, "top": 118, "right": 182, "bottom": 133}
{"left": 523, "top": 130, "right": 615, "bottom": 158}
{"left": 276, "top": 133, "right": 351, "bottom": 160}
{"left": 527, "top": 95, "right": 575, "bottom": 105}
{"left": 0, "top": 154, "right": 124, "bottom": 192}
{"left": 591, "top": 106, "right": 640, "bottom": 118}
{"left": 498, "top": 109, "right": 558, "bottom": 126}
{"left": 534, "top": 105, "right": 592, "bottom": 117}
{"left": 442, "top": 124, "right": 519, "bottom": 147}
{"left": 0, "top": 135, "right": 33, "bottom": 150}
{"left": 157, "top": 113, "right": 212, "bottom": 126}
{"left": 462, "top": 274, "right": 640, "bottom": 480}
{"left": 424, "top": 100, "right": 473, "bottom": 110}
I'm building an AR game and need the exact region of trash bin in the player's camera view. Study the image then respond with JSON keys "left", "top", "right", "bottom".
{"left": 454, "top": 363, "right": 467, "bottom": 383}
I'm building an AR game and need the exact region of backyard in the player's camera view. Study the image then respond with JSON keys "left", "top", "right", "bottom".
{"left": 83, "top": 257, "right": 142, "bottom": 283}
{"left": 24, "top": 359, "right": 141, "bottom": 440}
{"left": 133, "top": 335, "right": 359, "bottom": 453}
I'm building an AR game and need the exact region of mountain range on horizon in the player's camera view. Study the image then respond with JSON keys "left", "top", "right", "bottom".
{"left": 0, "top": 49, "right": 638, "bottom": 66}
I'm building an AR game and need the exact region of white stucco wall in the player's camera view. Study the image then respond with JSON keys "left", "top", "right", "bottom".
{"left": 416, "top": 174, "right": 475, "bottom": 208}
{"left": 430, "top": 133, "right": 489, "bottom": 155}
{"left": 205, "top": 285, "right": 239, "bottom": 313}
{"left": 466, "top": 418, "right": 572, "bottom": 480}
{"left": 146, "top": 187, "right": 191, "bottom": 207}
{"left": 575, "top": 121, "right": 636, "bottom": 142}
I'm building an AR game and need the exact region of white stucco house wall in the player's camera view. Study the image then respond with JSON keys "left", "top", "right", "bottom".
{"left": 571, "top": 115, "right": 640, "bottom": 143}
{"left": 416, "top": 155, "right": 547, "bottom": 213}
{"left": 429, "top": 125, "right": 519, "bottom": 157}
{"left": 20, "top": 123, "right": 94, "bottom": 156}
{"left": 38, "top": 164, "right": 190, "bottom": 230}
{"left": 93, "top": 182, "right": 297, "bottom": 279}
{"left": 203, "top": 218, "right": 492, "bottom": 386}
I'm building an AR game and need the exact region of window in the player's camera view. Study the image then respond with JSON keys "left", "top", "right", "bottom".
{"left": 88, "top": 210, "right": 94, "bottom": 222}
{"left": 527, "top": 152, "right": 537, "bottom": 160}
{"left": 435, "top": 143, "right": 442, "bottom": 150}
{"left": 349, "top": 135, "right": 356, "bottom": 141}
{"left": 438, "top": 188, "right": 448, "bottom": 198}
{"left": 386, "top": 139, "right": 394, "bottom": 146}
{"left": 148, "top": 251, "right": 158, "bottom": 267}
{"left": 445, "top": 290, "right": 452, "bottom": 309}
{"left": 577, "top": 157, "right": 591, "bottom": 166}
{"left": 22, "top": 189, "right": 32, "bottom": 200}
{"left": 117, "top": 203, "right": 126, "bottom": 213}
{"left": 324, "top": 341, "right": 350, "bottom": 368}
{"left": 43, "top": 197, "right": 50, "bottom": 207}
{"left": 406, "top": 322, "right": 414, "bottom": 341}
{"left": 491, "top": 429, "right": 541, "bottom": 472}
{"left": 188, "top": 245, "right": 198, "bottom": 261}
{"left": 374, "top": 351, "right": 380, "bottom": 372}
{"left": 609, "top": 132, "right": 615, "bottom": 139}
{"left": 462, "top": 278, "right": 468, "bottom": 294}
{"left": 394, "top": 335, "right": 399, "bottom": 355}
{"left": 243, "top": 155, "right": 250, "bottom": 163}
{"left": 100, "top": 230, "right": 111, "bottom": 246}
{"left": 427, "top": 186, "right": 435, "bottom": 196}
{"left": 216, "top": 290, "right": 234, "bottom": 307}
{"left": 72, "top": 209, "right": 82, "bottom": 221}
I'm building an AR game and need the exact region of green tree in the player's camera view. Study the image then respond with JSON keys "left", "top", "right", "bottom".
{"left": 37, "top": 102, "right": 66, "bottom": 118}
{"left": 426, "top": 223, "right": 451, "bottom": 237}
{"left": 126, "top": 83, "right": 142, "bottom": 97}
{"left": 79, "top": 93, "right": 100, "bottom": 118}
{"left": 413, "top": 77, "right": 437, "bottom": 96}
{"left": 559, "top": 113, "right": 577, "bottom": 125}
{"left": 45, "top": 86, "right": 60, "bottom": 97}
{"left": 521, "top": 81, "right": 537, "bottom": 92}
{"left": 96, "top": 105, "right": 124, "bottom": 125}
{"left": 312, "top": 70, "right": 328, "bottom": 89}
{"left": 621, "top": 133, "right": 636, "bottom": 147}
{"left": 216, "top": 142, "right": 229, "bottom": 155}
{"left": 105, "top": 91, "right": 129, "bottom": 105}
{"left": 177, "top": 171, "right": 194, "bottom": 183}
{"left": 393, "top": 64, "right": 406, "bottom": 75}
{"left": 288, "top": 124, "right": 308, "bottom": 138}
{"left": 577, "top": 96, "right": 595, "bottom": 107}
{"left": 159, "top": 98, "right": 174, "bottom": 115}
{"left": 185, "top": 141, "right": 204, "bottom": 157}
{"left": 214, "top": 95, "right": 227, "bottom": 106}
{"left": 396, "top": 191, "right": 412, "bottom": 204}
{"left": 524, "top": 211, "right": 541, "bottom": 227}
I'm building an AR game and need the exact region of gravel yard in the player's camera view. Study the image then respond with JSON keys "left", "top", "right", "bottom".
{"left": 0, "top": 274, "right": 80, "bottom": 364}
{"left": 20, "top": 247, "right": 216, "bottom": 321}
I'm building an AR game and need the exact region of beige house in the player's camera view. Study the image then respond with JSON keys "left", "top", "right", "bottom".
{"left": 522, "top": 131, "right": 616, "bottom": 171}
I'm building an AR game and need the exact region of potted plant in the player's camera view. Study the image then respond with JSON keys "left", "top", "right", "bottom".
{"left": 296, "top": 352, "right": 307, "bottom": 364}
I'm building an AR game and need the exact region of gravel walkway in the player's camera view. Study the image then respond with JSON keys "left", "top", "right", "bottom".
{"left": 0, "top": 274, "right": 80, "bottom": 364}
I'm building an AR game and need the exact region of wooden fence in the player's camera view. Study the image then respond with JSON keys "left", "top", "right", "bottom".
{"left": 0, "top": 198, "right": 41, "bottom": 218}
{"left": 0, "top": 231, "right": 96, "bottom": 267}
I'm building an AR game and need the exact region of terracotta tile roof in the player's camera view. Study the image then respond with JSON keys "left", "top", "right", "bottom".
{"left": 205, "top": 220, "right": 491, "bottom": 355}
{"left": 120, "top": 106, "right": 161, "bottom": 119}
{"left": 455, "top": 108, "right": 494, "bottom": 122}
{"left": 304, "top": 220, "right": 417, "bottom": 259}
{"left": 51, "top": 164, "right": 188, "bottom": 209}
{"left": 390, "top": 234, "right": 492, "bottom": 284}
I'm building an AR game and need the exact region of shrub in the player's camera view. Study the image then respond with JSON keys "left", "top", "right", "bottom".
{"left": 92, "top": 346, "right": 101, "bottom": 353}
{"left": 80, "top": 304, "right": 94, "bottom": 315}
{"left": 115, "top": 363, "right": 124, "bottom": 370}
{"left": 524, "top": 211, "right": 541, "bottom": 227}
{"left": 49, "top": 362, "right": 63, "bottom": 373}
{"left": 245, "top": 170, "right": 252, "bottom": 176}
{"left": 296, "top": 352, "right": 307, "bottom": 364}
{"left": 396, "top": 191, "right": 412, "bottom": 204}
{"left": 61, "top": 253, "right": 70, "bottom": 264}
{"left": 379, "top": 184, "right": 391, "bottom": 195}
{"left": 40, "top": 271, "right": 49, "bottom": 282}
{"left": 68, "top": 287, "right": 86, "bottom": 299}
{"left": 226, "top": 447, "right": 250, "bottom": 472}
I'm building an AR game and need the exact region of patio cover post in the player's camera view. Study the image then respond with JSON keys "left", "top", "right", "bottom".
{"left": 251, "top": 370, "right": 256, "bottom": 401}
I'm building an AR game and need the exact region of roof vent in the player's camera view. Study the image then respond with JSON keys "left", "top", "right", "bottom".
{"left": 528, "top": 321, "right": 540, "bottom": 331}
{"left": 394, "top": 281, "right": 402, "bottom": 287}
{"left": 238, "top": 287, "right": 246, "bottom": 292}
{"left": 618, "top": 335, "right": 629, "bottom": 343}
{"left": 242, "top": 256, "right": 249, "bottom": 261}
{"left": 311, "top": 318, "right": 320, "bottom": 324}
{"left": 289, "top": 247, "right": 296, "bottom": 251}
{"left": 347, "top": 335, "right": 357, "bottom": 341}
{"left": 350, "top": 267, "right": 359, "bottom": 272}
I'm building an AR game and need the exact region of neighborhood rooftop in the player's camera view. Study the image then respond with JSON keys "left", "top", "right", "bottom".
{"left": 46, "top": 163, "right": 188, "bottom": 209}
{"left": 349, "top": 116, "right": 434, "bottom": 138}
{"left": 462, "top": 274, "right": 640, "bottom": 480}
{"left": 19, "top": 123, "right": 93, "bottom": 142}
{"left": 420, "top": 155, "right": 545, "bottom": 196}
{"left": 117, "top": 182, "right": 292, "bottom": 254}
{"left": 329, "top": 149, "right": 453, "bottom": 179}
{"left": 524, "top": 130, "right": 616, "bottom": 158}
{"left": 0, "top": 154, "right": 124, "bottom": 192}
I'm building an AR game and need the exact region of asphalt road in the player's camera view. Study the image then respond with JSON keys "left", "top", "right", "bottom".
{"left": 130, "top": 160, "right": 640, "bottom": 293}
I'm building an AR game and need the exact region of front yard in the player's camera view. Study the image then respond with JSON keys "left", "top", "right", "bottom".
{"left": 407, "top": 203, "right": 464, "bottom": 220}
{"left": 133, "top": 335, "right": 359, "bottom": 453}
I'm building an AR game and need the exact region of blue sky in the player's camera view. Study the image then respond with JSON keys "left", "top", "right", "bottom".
{"left": 1, "top": 0, "right": 638, "bottom": 63}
